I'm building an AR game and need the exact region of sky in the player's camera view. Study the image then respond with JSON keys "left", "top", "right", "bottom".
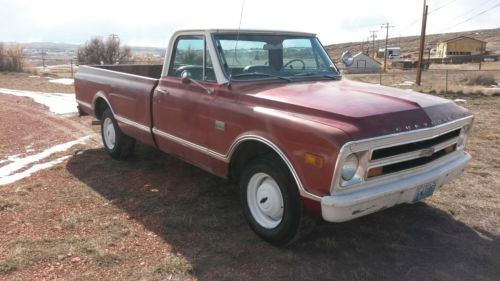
{"left": 0, "top": 0, "right": 499, "bottom": 47}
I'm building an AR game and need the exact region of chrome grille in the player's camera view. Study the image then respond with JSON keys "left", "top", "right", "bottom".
{"left": 367, "top": 128, "right": 460, "bottom": 178}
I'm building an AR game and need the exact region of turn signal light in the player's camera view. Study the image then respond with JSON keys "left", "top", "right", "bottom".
{"left": 444, "top": 144, "right": 456, "bottom": 154}
{"left": 368, "top": 166, "right": 383, "bottom": 178}
{"left": 304, "top": 153, "right": 324, "bottom": 168}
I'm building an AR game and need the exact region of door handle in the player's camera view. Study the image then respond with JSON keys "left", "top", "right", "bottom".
{"left": 157, "top": 87, "right": 169, "bottom": 95}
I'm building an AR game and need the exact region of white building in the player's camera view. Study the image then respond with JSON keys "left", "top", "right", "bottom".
{"left": 378, "top": 47, "right": 401, "bottom": 59}
{"left": 345, "top": 52, "right": 381, "bottom": 74}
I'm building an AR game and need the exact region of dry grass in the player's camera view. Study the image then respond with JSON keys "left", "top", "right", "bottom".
{"left": 0, "top": 199, "right": 19, "bottom": 211}
{"left": 346, "top": 69, "right": 500, "bottom": 96}
{"left": 0, "top": 72, "right": 74, "bottom": 93}
{"left": 461, "top": 73, "right": 497, "bottom": 86}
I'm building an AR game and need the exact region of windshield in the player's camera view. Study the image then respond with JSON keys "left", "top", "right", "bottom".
{"left": 213, "top": 33, "right": 339, "bottom": 81}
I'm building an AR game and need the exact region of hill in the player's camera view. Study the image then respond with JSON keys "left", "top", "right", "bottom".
{"left": 324, "top": 27, "right": 500, "bottom": 62}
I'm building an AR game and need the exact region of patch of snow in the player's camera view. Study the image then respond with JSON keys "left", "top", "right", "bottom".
{"left": 0, "top": 155, "right": 70, "bottom": 186}
{"left": 49, "top": 78, "right": 74, "bottom": 86}
{"left": 454, "top": 99, "right": 467, "bottom": 103}
{"left": 0, "top": 87, "right": 77, "bottom": 114}
{"left": 29, "top": 75, "right": 40, "bottom": 78}
{"left": 0, "top": 136, "right": 90, "bottom": 180}
{"left": 393, "top": 81, "right": 415, "bottom": 87}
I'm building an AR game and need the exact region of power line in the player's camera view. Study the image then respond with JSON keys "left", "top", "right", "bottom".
{"left": 398, "top": 0, "right": 458, "bottom": 34}
{"left": 438, "top": 2, "right": 500, "bottom": 32}
{"left": 429, "top": 0, "right": 457, "bottom": 14}
{"left": 440, "top": 0, "right": 498, "bottom": 30}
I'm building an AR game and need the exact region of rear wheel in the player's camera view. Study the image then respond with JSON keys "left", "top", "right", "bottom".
{"left": 101, "top": 108, "right": 135, "bottom": 159}
{"left": 239, "top": 155, "right": 314, "bottom": 246}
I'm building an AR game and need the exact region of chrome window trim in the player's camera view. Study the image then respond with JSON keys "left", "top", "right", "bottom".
{"left": 161, "top": 30, "right": 228, "bottom": 85}
{"left": 330, "top": 115, "right": 474, "bottom": 194}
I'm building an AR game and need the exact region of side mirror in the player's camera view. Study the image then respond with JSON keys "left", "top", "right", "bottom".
{"left": 180, "top": 70, "right": 192, "bottom": 84}
{"left": 341, "top": 51, "right": 354, "bottom": 66}
{"left": 179, "top": 69, "right": 214, "bottom": 95}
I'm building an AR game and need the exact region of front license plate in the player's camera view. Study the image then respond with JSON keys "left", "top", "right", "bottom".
{"left": 413, "top": 181, "right": 437, "bottom": 202}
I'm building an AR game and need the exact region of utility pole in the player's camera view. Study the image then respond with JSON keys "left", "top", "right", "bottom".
{"left": 369, "top": 30, "right": 378, "bottom": 58}
{"left": 41, "top": 49, "right": 46, "bottom": 68}
{"left": 381, "top": 22, "right": 395, "bottom": 71}
{"left": 416, "top": 0, "right": 428, "bottom": 86}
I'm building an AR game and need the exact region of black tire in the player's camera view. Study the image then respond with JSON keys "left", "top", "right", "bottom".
{"left": 239, "top": 155, "right": 315, "bottom": 246}
{"left": 100, "top": 108, "right": 135, "bottom": 160}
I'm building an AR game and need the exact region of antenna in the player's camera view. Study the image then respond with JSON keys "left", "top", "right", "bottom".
{"left": 228, "top": 0, "right": 245, "bottom": 88}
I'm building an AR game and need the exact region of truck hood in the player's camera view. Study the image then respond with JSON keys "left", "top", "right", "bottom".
{"left": 243, "top": 79, "right": 471, "bottom": 140}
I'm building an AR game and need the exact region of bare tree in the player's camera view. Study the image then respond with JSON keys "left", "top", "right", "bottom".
{"left": 0, "top": 43, "right": 4, "bottom": 71}
{"left": 77, "top": 35, "right": 132, "bottom": 65}
{"left": 0, "top": 42, "right": 25, "bottom": 72}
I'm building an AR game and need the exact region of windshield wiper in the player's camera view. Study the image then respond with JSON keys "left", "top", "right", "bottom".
{"left": 293, "top": 72, "right": 342, "bottom": 80}
{"left": 232, "top": 72, "right": 291, "bottom": 82}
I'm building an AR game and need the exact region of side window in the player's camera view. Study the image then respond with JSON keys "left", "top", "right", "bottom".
{"left": 168, "top": 35, "right": 215, "bottom": 82}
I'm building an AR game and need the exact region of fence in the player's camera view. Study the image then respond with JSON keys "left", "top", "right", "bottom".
{"left": 344, "top": 68, "right": 500, "bottom": 95}
{"left": 25, "top": 57, "right": 163, "bottom": 78}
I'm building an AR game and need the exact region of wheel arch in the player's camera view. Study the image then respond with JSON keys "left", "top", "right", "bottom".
{"left": 93, "top": 92, "right": 114, "bottom": 120}
{"left": 227, "top": 135, "right": 321, "bottom": 201}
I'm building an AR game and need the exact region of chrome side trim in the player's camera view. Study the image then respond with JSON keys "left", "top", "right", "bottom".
{"left": 115, "top": 115, "right": 151, "bottom": 133}
{"left": 151, "top": 128, "right": 322, "bottom": 201}
{"left": 330, "top": 115, "right": 474, "bottom": 194}
{"left": 76, "top": 99, "right": 93, "bottom": 109}
{"left": 228, "top": 135, "right": 322, "bottom": 201}
{"left": 152, "top": 128, "right": 227, "bottom": 162}
{"left": 88, "top": 90, "right": 320, "bottom": 201}
{"left": 90, "top": 93, "right": 150, "bottom": 133}
{"left": 93, "top": 92, "right": 116, "bottom": 116}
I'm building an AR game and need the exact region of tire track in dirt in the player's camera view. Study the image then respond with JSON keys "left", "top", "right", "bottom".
{"left": 0, "top": 94, "right": 99, "bottom": 159}
{"left": 0, "top": 94, "right": 101, "bottom": 184}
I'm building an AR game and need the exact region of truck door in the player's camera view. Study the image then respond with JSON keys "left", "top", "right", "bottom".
{"left": 152, "top": 35, "right": 218, "bottom": 170}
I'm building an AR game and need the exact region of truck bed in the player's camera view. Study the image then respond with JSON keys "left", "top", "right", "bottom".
{"left": 92, "top": 64, "right": 163, "bottom": 79}
{"left": 75, "top": 64, "right": 162, "bottom": 146}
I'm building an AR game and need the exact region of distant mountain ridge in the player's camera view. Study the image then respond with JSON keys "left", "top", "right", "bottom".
{"left": 7, "top": 27, "right": 499, "bottom": 60}
{"left": 13, "top": 42, "right": 165, "bottom": 56}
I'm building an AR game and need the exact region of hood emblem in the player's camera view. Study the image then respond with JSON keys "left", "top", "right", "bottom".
{"left": 420, "top": 147, "right": 435, "bottom": 157}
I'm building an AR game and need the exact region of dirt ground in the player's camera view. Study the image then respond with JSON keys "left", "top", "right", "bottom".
{"left": 0, "top": 73, "right": 499, "bottom": 281}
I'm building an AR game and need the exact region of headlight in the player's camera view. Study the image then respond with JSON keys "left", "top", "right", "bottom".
{"left": 341, "top": 154, "right": 359, "bottom": 181}
{"left": 457, "top": 124, "right": 470, "bottom": 149}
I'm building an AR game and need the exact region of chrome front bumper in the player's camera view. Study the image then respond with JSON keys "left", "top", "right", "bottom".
{"left": 320, "top": 151, "right": 471, "bottom": 223}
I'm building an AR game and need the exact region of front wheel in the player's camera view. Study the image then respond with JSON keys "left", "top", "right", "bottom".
{"left": 101, "top": 108, "right": 135, "bottom": 159}
{"left": 239, "top": 155, "right": 314, "bottom": 246}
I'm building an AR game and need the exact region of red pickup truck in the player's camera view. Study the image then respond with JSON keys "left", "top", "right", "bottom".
{"left": 75, "top": 29, "right": 473, "bottom": 246}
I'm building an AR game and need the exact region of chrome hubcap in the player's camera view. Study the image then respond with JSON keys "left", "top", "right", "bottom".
{"left": 103, "top": 117, "right": 116, "bottom": 149}
{"left": 247, "top": 172, "right": 284, "bottom": 229}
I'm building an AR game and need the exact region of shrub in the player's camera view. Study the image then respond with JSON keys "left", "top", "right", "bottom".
{"left": 0, "top": 43, "right": 25, "bottom": 72}
{"left": 77, "top": 35, "right": 132, "bottom": 65}
{"left": 461, "top": 73, "right": 496, "bottom": 86}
